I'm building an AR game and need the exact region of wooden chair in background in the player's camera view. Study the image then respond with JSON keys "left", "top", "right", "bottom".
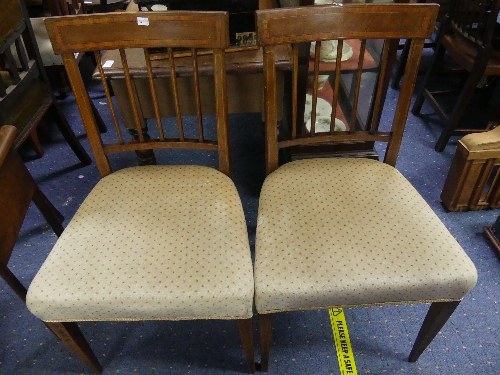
{"left": 0, "top": 0, "right": 91, "bottom": 163}
{"left": 254, "top": 4, "right": 477, "bottom": 371}
{"left": 25, "top": 11, "right": 255, "bottom": 374}
{"left": 30, "top": 0, "right": 89, "bottom": 95}
{"left": 27, "top": 0, "right": 108, "bottom": 132}
{"left": 412, "top": 0, "right": 500, "bottom": 152}
{"left": 0, "top": 125, "right": 102, "bottom": 374}
{"left": 391, "top": 0, "right": 449, "bottom": 90}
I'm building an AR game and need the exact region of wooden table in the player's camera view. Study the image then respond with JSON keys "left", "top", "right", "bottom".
{"left": 98, "top": 45, "right": 291, "bottom": 130}
{"left": 97, "top": 0, "right": 291, "bottom": 131}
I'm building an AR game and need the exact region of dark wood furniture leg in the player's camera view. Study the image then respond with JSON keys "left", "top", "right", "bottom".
{"left": 237, "top": 318, "right": 256, "bottom": 374}
{"left": 391, "top": 38, "right": 411, "bottom": 90}
{"left": 0, "top": 266, "right": 29, "bottom": 302}
{"left": 32, "top": 186, "right": 64, "bottom": 235}
{"left": 434, "top": 57, "right": 489, "bottom": 152}
{"left": 127, "top": 127, "right": 157, "bottom": 166}
{"left": 47, "top": 102, "right": 92, "bottom": 165}
{"left": 258, "top": 313, "right": 274, "bottom": 372}
{"left": 45, "top": 321, "right": 103, "bottom": 374}
{"left": 484, "top": 225, "right": 500, "bottom": 255}
{"left": 412, "top": 38, "right": 446, "bottom": 115}
{"left": 409, "top": 301, "right": 460, "bottom": 362}
{"left": 89, "top": 97, "right": 108, "bottom": 134}
{"left": 28, "top": 126, "right": 45, "bottom": 157}
{"left": 0, "top": 269, "right": 101, "bottom": 374}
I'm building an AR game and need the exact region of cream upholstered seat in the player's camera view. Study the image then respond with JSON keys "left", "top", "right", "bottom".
{"left": 28, "top": 166, "right": 253, "bottom": 322}
{"left": 255, "top": 158, "right": 477, "bottom": 313}
{"left": 255, "top": 3, "right": 477, "bottom": 371}
{"left": 25, "top": 11, "right": 255, "bottom": 374}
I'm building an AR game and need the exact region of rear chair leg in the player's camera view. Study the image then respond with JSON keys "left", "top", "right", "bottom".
{"left": 45, "top": 321, "right": 103, "bottom": 374}
{"left": 258, "top": 313, "right": 274, "bottom": 372}
{"left": 409, "top": 301, "right": 460, "bottom": 362}
{"left": 237, "top": 318, "right": 255, "bottom": 374}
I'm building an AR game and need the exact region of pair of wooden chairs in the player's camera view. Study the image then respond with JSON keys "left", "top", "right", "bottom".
{"left": 6, "top": 4, "right": 476, "bottom": 373}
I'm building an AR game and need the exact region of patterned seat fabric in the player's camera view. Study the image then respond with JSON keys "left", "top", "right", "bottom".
{"left": 27, "top": 165, "right": 254, "bottom": 322}
{"left": 255, "top": 158, "right": 477, "bottom": 313}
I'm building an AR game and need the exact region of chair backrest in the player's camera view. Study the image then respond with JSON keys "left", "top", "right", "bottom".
{"left": 447, "top": 0, "right": 500, "bottom": 48}
{"left": 44, "top": 11, "right": 231, "bottom": 177}
{"left": 256, "top": 3, "right": 438, "bottom": 174}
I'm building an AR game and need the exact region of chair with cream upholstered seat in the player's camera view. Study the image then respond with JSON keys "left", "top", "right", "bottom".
{"left": 25, "top": 11, "right": 255, "bottom": 374}
{"left": 254, "top": 4, "right": 477, "bottom": 371}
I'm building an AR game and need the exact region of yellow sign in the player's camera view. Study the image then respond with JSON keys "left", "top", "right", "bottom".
{"left": 329, "top": 308, "right": 358, "bottom": 375}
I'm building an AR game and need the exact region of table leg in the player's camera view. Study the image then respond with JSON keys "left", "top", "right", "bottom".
{"left": 127, "top": 127, "right": 157, "bottom": 166}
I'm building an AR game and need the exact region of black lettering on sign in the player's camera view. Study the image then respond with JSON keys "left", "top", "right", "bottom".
{"left": 336, "top": 321, "right": 346, "bottom": 339}
{"left": 344, "top": 359, "right": 353, "bottom": 371}
{"left": 340, "top": 339, "right": 349, "bottom": 354}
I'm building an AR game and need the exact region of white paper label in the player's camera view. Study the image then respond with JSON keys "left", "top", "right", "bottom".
{"left": 102, "top": 60, "right": 114, "bottom": 68}
{"left": 74, "top": 52, "right": 79, "bottom": 59}
{"left": 137, "top": 17, "right": 149, "bottom": 26}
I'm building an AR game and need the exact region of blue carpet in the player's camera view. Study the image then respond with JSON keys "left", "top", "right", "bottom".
{"left": 1, "top": 54, "right": 500, "bottom": 374}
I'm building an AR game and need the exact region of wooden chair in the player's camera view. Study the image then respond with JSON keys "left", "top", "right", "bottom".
{"left": 0, "top": 125, "right": 102, "bottom": 374}
{"left": 25, "top": 11, "right": 255, "bottom": 374}
{"left": 28, "top": 0, "right": 108, "bottom": 132}
{"left": 255, "top": 4, "right": 478, "bottom": 371}
{"left": 412, "top": 0, "right": 500, "bottom": 152}
{"left": 441, "top": 125, "right": 500, "bottom": 211}
{"left": 30, "top": 0, "right": 88, "bottom": 95}
{"left": 391, "top": 0, "right": 450, "bottom": 90}
{"left": 0, "top": 0, "right": 91, "bottom": 164}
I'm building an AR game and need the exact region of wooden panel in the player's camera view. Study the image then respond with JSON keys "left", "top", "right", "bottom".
{"left": 256, "top": 4, "right": 438, "bottom": 46}
{"left": 441, "top": 139, "right": 500, "bottom": 211}
{"left": 45, "top": 12, "right": 230, "bottom": 54}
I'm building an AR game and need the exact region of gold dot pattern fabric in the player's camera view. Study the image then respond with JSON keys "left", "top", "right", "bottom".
{"left": 254, "top": 158, "right": 478, "bottom": 314}
{"left": 27, "top": 165, "right": 254, "bottom": 322}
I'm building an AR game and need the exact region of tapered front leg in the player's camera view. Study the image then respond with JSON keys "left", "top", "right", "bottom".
{"left": 258, "top": 313, "right": 274, "bottom": 372}
{"left": 409, "top": 301, "right": 460, "bottom": 362}
{"left": 237, "top": 318, "right": 255, "bottom": 373}
{"left": 45, "top": 321, "right": 103, "bottom": 374}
